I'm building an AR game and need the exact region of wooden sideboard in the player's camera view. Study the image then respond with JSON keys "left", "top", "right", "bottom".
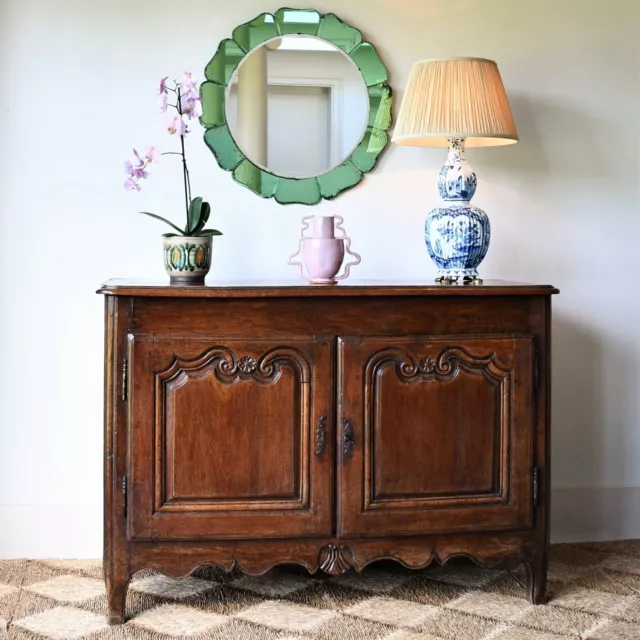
{"left": 99, "top": 279, "right": 558, "bottom": 624}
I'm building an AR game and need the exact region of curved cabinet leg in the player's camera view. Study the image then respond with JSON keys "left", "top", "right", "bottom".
{"left": 525, "top": 555, "right": 547, "bottom": 605}
{"left": 106, "top": 573, "right": 130, "bottom": 625}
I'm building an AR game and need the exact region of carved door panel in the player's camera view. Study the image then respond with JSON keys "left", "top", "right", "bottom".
{"left": 128, "top": 336, "right": 333, "bottom": 540}
{"left": 337, "top": 335, "right": 535, "bottom": 537}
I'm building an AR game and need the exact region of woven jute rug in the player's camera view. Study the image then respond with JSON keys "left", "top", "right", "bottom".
{"left": 1, "top": 542, "right": 639, "bottom": 639}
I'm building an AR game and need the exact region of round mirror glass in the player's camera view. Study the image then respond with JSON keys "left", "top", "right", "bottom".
{"left": 225, "top": 35, "right": 370, "bottom": 180}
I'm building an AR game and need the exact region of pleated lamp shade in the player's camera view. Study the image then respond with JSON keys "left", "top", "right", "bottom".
{"left": 392, "top": 57, "right": 518, "bottom": 148}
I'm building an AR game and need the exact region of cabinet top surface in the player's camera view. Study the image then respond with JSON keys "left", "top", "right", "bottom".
{"left": 99, "top": 279, "right": 559, "bottom": 298}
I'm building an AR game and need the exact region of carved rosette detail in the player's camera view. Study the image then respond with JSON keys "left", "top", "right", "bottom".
{"left": 237, "top": 356, "right": 257, "bottom": 374}
{"left": 319, "top": 544, "right": 353, "bottom": 575}
{"left": 419, "top": 356, "right": 436, "bottom": 373}
{"left": 208, "top": 350, "right": 275, "bottom": 383}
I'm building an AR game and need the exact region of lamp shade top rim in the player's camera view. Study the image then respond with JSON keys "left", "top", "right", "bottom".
{"left": 410, "top": 56, "right": 498, "bottom": 66}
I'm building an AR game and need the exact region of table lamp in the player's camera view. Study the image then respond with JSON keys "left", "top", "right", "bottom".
{"left": 392, "top": 57, "right": 518, "bottom": 283}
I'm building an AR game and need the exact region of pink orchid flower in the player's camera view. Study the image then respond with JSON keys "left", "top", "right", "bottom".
{"left": 124, "top": 146, "right": 158, "bottom": 191}
{"left": 167, "top": 114, "right": 187, "bottom": 136}
{"left": 181, "top": 72, "right": 197, "bottom": 92}
{"left": 158, "top": 77, "right": 170, "bottom": 112}
{"left": 132, "top": 167, "right": 149, "bottom": 180}
{"left": 145, "top": 146, "right": 161, "bottom": 163}
{"left": 180, "top": 93, "right": 201, "bottom": 120}
{"left": 131, "top": 148, "right": 145, "bottom": 168}
{"left": 179, "top": 92, "right": 190, "bottom": 113}
{"left": 192, "top": 96, "right": 202, "bottom": 118}
{"left": 124, "top": 73, "right": 202, "bottom": 195}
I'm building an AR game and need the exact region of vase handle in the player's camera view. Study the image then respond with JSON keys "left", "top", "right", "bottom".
{"left": 287, "top": 216, "right": 315, "bottom": 278}
{"left": 334, "top": 216, "right": 361, "bottom": 282}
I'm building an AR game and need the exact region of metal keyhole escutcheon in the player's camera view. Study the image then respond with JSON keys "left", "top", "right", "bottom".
{"left": 342, "top": 419, "right": 355, "bottom": 460}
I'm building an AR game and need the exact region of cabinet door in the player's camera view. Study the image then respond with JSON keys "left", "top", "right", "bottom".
{"left": 338, "top": 335, "right": 535, "bottom": 537}
{"left": 128, "top": 336, "right": 333, "bottom": 540}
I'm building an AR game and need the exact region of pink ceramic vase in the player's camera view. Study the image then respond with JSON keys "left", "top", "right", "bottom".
{"left": 288, "top": 215, "right": 361, "bottom": 284}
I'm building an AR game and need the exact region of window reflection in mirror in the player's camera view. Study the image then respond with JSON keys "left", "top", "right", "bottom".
{"left": 226, "top": 35, "right": 370, "bottom": 180}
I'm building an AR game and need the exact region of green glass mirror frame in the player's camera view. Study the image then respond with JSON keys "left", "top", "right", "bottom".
{"left": 200, "top": 9, "right": 392, "bottom": 205}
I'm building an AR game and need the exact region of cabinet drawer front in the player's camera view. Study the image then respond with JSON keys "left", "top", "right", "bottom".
{"left": 338, "top": 335, "right": 535, "bottom": 537}
{"left": 128, "top": 336, "right": 333, "bottom": 540}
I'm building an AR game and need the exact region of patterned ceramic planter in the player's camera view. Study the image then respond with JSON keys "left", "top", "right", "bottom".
{"left": 163, "top": 236, "right": 213, "bottom": 285}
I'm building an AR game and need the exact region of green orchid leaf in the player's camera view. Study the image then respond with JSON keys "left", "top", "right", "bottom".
{"left": 193, "top": 201, "right": 211, "bottom": 235}
{"left": 187, "top": 197, "right": 203, "bottom": 234}
{"left": 198, "top": 229, "right": 223, "bottom": 236}
{"left": 139, "top": 212, "right": 184, "bottom": 235}
{"left": 162, "top": 233, "right": 180, "bottom": 238}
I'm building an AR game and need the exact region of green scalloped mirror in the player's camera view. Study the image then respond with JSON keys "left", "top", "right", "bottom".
{"left": 201, "top": 9, "right": 392, "bottom": 205}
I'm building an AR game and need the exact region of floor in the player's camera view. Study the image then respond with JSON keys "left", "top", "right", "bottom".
{"left": 1, "top": 542, "right": 639, "bottom": 639}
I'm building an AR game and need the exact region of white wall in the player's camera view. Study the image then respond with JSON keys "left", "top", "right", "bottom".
{"left": 0, "top": 0, "right": 638, "bottom": 557}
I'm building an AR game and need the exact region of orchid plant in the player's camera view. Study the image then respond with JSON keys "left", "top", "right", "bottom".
{"left": 124, "top": 73, "right": 222, "bottom": 238}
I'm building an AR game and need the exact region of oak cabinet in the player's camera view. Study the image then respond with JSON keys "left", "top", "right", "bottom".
{"left": 100, "top": 280, "right": 557, "bottom": 624}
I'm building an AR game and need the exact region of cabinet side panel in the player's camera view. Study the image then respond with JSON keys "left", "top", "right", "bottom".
{"left": 103, "top": 296, "right": 115, "bottom": 571}
{"left": 103, "top": 296, "right": 133, "bottom": 622}
{"left": 529, "top": 295, "right": 552, "bottom": 602}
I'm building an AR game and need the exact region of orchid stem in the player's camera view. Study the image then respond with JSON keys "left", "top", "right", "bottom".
{"left": 176, "top": 87, "right": 191, "bottom": 226}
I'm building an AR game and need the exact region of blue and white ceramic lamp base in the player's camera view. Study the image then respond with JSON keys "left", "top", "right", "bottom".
{"left": 425, "top": 137, "right": 490, "bottom": 283}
